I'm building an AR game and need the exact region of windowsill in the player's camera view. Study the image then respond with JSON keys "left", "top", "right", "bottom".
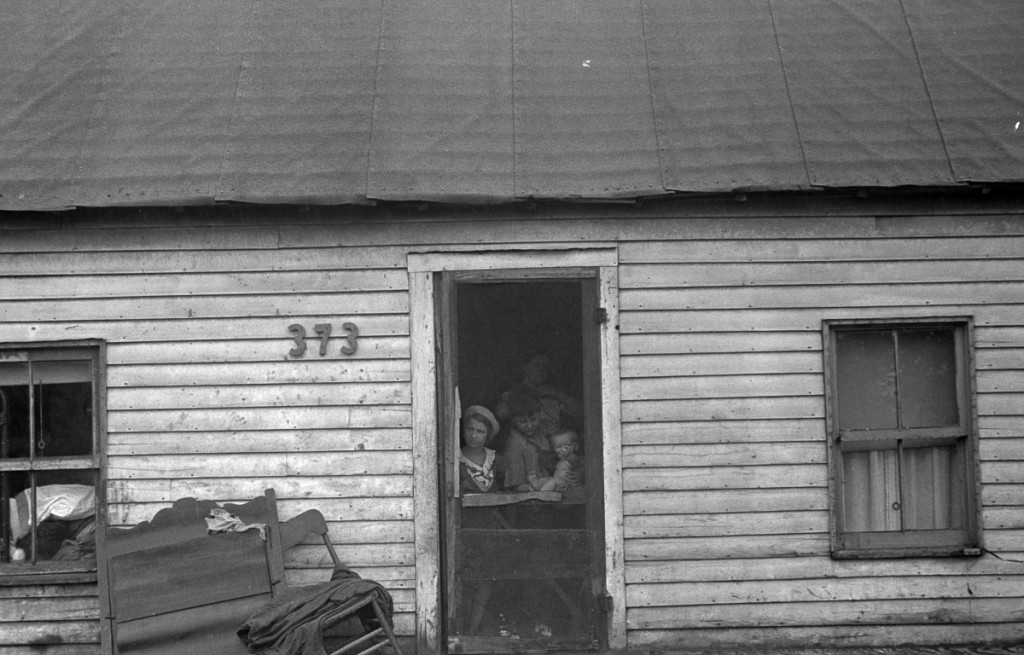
{"left": 831, "top": 547, "right": 981, "bottom": 559}
{"left": 461, "top": 491, "right": 568, "bottom": 507}
{"left": 0, "top": 562, "right": 98, "bottom": 586}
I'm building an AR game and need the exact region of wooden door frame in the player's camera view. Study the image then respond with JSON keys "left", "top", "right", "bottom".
{"left": 408, "top": 248, "right": 625, "bottom": 655}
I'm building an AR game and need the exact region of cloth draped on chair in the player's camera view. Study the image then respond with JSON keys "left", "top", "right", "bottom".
{"left": 238, "top": 567, "right": 394, "bottom": 655}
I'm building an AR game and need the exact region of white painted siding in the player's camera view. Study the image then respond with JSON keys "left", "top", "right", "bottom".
{"left": 617, "top": 220, "right": 1024, "bottom": 650}
{"left": 0, "top": 202, "right": 1022, "bottom": 652}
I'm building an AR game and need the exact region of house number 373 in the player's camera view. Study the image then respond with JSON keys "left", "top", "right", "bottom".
{"left": 288, "top": 322, "right": 359, "bottom": 357}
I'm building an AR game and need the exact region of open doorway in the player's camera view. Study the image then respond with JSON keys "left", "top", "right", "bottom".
{"left": 437, "top": 271, "right": 606, "bottom": 654}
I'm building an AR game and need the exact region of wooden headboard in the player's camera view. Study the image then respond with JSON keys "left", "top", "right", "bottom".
{"left": 99, "top": 489, "right": 288, "bottom": 655}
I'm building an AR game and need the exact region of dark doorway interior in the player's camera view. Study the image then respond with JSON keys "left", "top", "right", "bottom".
{"left": 456, "top": 280, "right": 583, "bottom": 415}
{"left": 444, "top": 276, "right": 602, "bottom": 653}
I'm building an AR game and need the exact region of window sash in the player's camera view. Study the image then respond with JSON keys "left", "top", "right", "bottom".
{"left": 1, "top": 342, "right": 104, "bottom": 574}
{"left": 839, "top": 438, "right": 967, "bottom": 532}
{"left": 824, "top": 318, "right": 977, "bottom": 557}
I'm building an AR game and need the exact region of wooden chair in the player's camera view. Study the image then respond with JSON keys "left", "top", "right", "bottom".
{"left": 274, "top": 508, "right": 405, "bottom": 655}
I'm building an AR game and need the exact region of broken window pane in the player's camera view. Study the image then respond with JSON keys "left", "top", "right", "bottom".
{"left": 1, "top": 351, "right": 98, "bottom": 566}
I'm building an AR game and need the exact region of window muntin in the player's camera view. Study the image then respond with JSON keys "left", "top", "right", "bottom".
{"left": 0, "top": 345, "right": 102, "bottom": 571}
{"left": 824, "top": 320, "right": 978, "bottom": 557}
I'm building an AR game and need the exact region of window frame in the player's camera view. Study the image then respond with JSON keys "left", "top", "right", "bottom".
{"left": 0, "top": 340, "right": 106, "bottom": 584}
{"left": 822, "top": 318, "right": 981, "bottom": 559}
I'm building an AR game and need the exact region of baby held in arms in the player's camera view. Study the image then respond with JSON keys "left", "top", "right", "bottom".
{"left": 539, "top": 429, "right": 583, "bottom": 492}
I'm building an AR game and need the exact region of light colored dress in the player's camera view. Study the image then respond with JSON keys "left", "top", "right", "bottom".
{"left": 460, "top": 448, "right": 501, "bottom": 492}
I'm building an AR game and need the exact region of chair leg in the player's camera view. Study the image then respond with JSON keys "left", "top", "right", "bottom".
{"left": 370, "top": 598, "right": 405, "bottom": 655}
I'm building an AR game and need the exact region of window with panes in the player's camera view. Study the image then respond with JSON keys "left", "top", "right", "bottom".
{"left": 823, "top": 319, "right": 979, "bottom": 558}
{"left": 0, "top": 342, "right": 104, "bottom": 577}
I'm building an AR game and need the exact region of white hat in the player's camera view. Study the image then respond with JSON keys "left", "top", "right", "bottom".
{"left": 463, "top": 405, "right": 499, "bottom": 439}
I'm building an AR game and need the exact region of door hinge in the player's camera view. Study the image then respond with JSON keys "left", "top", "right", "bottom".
{"left": 594, "top": 307, "right": 608, "bottom": 324}
{"left": 597, "top": 592, "right": 614, "bottom": 613}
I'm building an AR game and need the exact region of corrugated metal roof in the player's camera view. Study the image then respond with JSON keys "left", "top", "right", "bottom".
{"left": 1, "top": 0, "right": 1022, "bottom": 211}
{"left": 368, "top": 0, "right": 515, "bottom": 202}
{"left": 644, "top": 0, "right": 808, "bottom": 192}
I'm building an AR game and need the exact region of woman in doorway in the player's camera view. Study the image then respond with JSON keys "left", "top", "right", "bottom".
{"left": 495, "top": 351, "right": 582, "bottom": 437}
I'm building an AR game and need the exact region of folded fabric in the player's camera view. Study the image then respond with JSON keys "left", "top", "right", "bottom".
{"left": 8, "top": 485, "right": 95, "bottom": 541}
{"left": 238, "top": 567, "right": 394, "bottom": 655}
{"left": 205, "top": 508, "right": 267, "bottom": 540}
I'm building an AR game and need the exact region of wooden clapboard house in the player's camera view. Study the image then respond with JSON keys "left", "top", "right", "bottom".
{"left": 1, "top": 1, "right": 1023, "bottom": 653}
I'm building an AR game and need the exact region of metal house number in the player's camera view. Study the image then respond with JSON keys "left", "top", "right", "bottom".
{"left": 288, "top": 322, "right": 359, "bottom": 358}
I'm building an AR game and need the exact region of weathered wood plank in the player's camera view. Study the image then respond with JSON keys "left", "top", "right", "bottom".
{"left": 108, "top": 428, "right": 411, "bottom": 455}
{"left": 627, "top": 575, "right": 1024, "bottom": 607}
{"left": 623, "top": 442, "right": 827, "bottom": 468}
{"left": 0, "top": 620, "right": 98, "bottom": 645}
{"left": 620, "top": 331, "right": 821, "bottom": 355}
{"left": 984, "top": 508, "right": 1024, "bottom": 530}
{"left": 392, "top": 612, "right": 414, "bottom": 637}
{"left": 618, "top": 236, "right": 1024, "bottom": 264}
{"left": 624, "top": 510, "right": 826, "bottom": 538}
{"left": 977, "top": 370, "right": 1024, "bottom": 393}
{"left": 108, "top": 405, "right": 411, "bottom": 432}
{"left": 322, "top": 521, "right": 413, "bottom": 545}
{"left": 621, "top": 282, "right": 1024, "bottom": 311}
{"left": 622, "top": 419, "right": 825, "bottom": 445}
{"left": 978, "top": 394, "right": 1024, "bottom": 417}
{"left": 626, "top": 622, "right": 1024, "bottom": 650}
{"left": 621, "top": 260, "right": 1024, "bottom": 289}
{"left": 108, "top": 382, "right": 410, "bottom": 410}
{"left": 108, "top": 477, "right": 412, "bottom": 505}
{"left": 625, "top": 534, "right": 830, "bottom": 560}
{"left": 0, "top": 246, "right": 409, "bottom": 276}
{"left": 0, "top": 597, "right": 99, "bottom": 622}
{"left": 107, "top": 451, "right": 413, "bottom": 479}
{"left": 278, "top": 210, "right": 1024, "bottom": 250}
{"left": 979, "top": 416, "right": 1024, "bottom": 437}
{"left": 0, "top": 225, "right": 279, "bottom": 253}
{"left": 621, "top": 305, "right": 1024, "bottom": 333}
{"left": 408, "top": 248, "right": 615, "bottom": 272}
{"left": 621, "top": 352, "right": 824, "bottom": 377}
{"left": 0, "top": 269, "right": 408, "bottom": 300}
{"left": 621, "top": 374, "right": 822, "bottom": 400}
{"left": 0, "top": 317, "right": 410, "bottom": 343}
{"left": 285, "top": 543, "right": 415, "bottom": 568}
{"left": 979, "top": 439, "right": 1024, "bottom": 461}
{"left": 622, "top": 396, "right": 823, "bottom": 422}
{"left": 623, "top": 488, "right": 828, "bottom": 515}
{"left": 111, "top": 497, "right": 414, "bottom": 526}
{"left": 0, "top": 291, "right": 408, "bottom": 321}
{"left": 0, "top": 646, "right": 100, "bottom": 655}
{"left": 983, "top": 485, "right": 1024, "bottom": 506}
{"left": 623, "top": 465, "right": 826, "bottom": 492}
{"left": 108, "top": 339, "right": 409, "bottom": 365}
{"left": 285, "top": 566, "right": 414, "bottom": 586}
{"left": 625, "top": 553, "right": 1024, "bottom": 584}
{"left": 0, "top": 585, "right": 97, "bottom": 600}
{"left": 627, "top": 597, "right": 1024, "bottom": 629}
{"left": 280, "top": 216, "right": 881, "bottom": 249}
{"left": 977, "top": 349, "right": 1024, "bottom": 371}
{"left": 976, "top": 329, "right": 1024, "bottom": 350}
{"left": 109, "top": 360, "right": 411, "bottom": 387}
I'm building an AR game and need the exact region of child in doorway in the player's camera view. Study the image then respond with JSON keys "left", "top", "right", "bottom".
{"left": 501, "top": 386, "right": 558, "bottom": 491}
{"left": 459, "top": 405, "right": 503, "bottom": 493}
{"left": 540, "top": 429, "right": 583, "bottom": 492}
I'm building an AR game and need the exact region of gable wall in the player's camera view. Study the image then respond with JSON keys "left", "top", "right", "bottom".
{"left": 0, "top": 195, "right": 1021, "bottom": 652}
